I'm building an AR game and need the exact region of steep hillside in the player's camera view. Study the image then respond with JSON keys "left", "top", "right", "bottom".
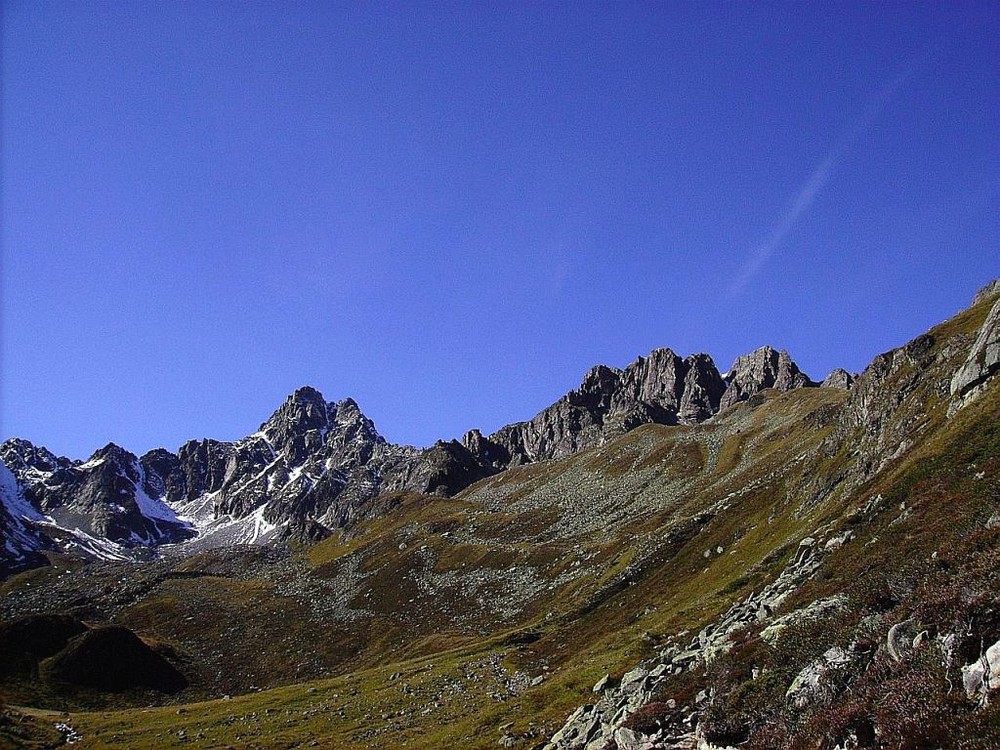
{"left": 0, "top": 283, "right": 997, "bottom": 750}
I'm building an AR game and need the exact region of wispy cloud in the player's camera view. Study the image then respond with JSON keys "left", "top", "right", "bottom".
{"left": 728, "top": 60, "right": 922, "bottom": 296}
{"left": 729, "top": 155, "right": 837, "bottom": 295}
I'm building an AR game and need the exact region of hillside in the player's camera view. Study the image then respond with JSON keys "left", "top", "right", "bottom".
{"left": 0, "top": 282, "right": 998, "bottom": 749}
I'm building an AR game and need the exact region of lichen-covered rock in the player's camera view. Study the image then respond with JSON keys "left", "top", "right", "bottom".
{"left": 962, "top": 636, "right": 1000, "bottom": 704}
{"left": 886, "top": 618, "right": 920, "bottom": 663}
{"left": 760, "top": 595, "right": 849, "bottom": 645}
{"left": 785, "top": 646, "right": 852, "bottom": 709}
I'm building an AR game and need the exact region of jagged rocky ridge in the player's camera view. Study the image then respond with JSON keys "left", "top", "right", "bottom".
{"left": 460, "top": 346, "right": 820, "bottom": 472}
{"left": 2, "top": 344, "right": 833, "bottom": 575}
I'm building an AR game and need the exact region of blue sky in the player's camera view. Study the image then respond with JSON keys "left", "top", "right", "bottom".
{"left": 3, "top": 1, "right": 998, "bottom": 459}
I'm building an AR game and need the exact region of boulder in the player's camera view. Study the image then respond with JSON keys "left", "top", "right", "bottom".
{"left": 786, "top": 646, "right": 851, "bottom": 709}
{"left": 962, "top": 636, "right": 1000, "bottom": 704}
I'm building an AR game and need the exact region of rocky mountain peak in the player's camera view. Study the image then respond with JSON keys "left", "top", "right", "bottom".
{"left": 720, "top": 346, "right": 815, "bottom": 409}
{"left": 617, "top": 348, "right": 686, "bottom": 407}
{"left": 261, "top": 387, "right": 330, "bottom": 438}
{"left": 972, "top": 278, "right": 1000, "bottom": 307}
{"left": 89, "top": 442, "right": 137, "bottom": 470}
{"left": 0, "top": 438, "right": 67, "bottom": 475}
{"left": 679, "top": 353, "right": 727, "bottom": 423}
{"left": 822, "top": 368, "right": 855, "bottom": 390}
{"left": 329, "top": 397, "right": 385, "bottom": 446}
{"left": 569, "top": 365, "right": 621, "bottom": 411}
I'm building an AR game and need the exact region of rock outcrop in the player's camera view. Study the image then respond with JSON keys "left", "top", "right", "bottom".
{"left": 720, "top": 346, "right": 815, "bottom": 409}
{"left": 821, "top": 368, "right": 854, "bottom": 389}
{"left": 544, "top": 534, "right": 835, "bottom": 749}
{"left": 972, "top": 279, "right": 1000, "bottom": 307}
{"left": 950, "top": 295, "right": 1000, "bottom": 414}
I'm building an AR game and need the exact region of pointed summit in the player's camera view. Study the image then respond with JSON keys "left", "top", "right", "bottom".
{"left": 259, "top": 387, "right": 333, "bottom": 463}
{"left": 822, "top": 368, "right": 855, "bottom": 390}
{"left": 261, "top": 387, "right": 330, "bottom": 436}
{"left": 329, "top": 397, "right": 386, "bottom": 449}
{"left": 720, "top": 347, "right": 815, "bottom": 410}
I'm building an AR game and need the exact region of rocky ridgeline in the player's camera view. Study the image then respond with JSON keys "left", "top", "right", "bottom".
{"left": 458, "top": 346, "right": 823, "bottom": 475}
{"left": 0, "top": 341, "right": 850, "bottom": 573}
{"left": 10, "top": 273, "right": 1000, "bottom": 577}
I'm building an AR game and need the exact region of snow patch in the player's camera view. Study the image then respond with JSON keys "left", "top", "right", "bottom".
{"left": 0, "top": 461, "right": 44, "bottom": 522}
{"left": 131, "top": 462, "right": 189, "bottom": 525}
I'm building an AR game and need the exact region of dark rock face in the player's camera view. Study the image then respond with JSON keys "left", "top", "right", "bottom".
{"left": 260, "top": 386, "right": 332, "bottom": 464}
{"left": 402, "top": 440, "right": 488, "bottom": 497}
{"left": 679, "top": 354, "right": 729, "bottom": 422}
{"left": 40, "top": 625, "right": 187, "bottom": 693}
{"left": 0, "top": 439, "right": 71, "bottom": 476}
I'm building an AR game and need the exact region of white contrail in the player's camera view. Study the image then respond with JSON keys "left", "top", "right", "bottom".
{"left": 729, "top": 154, "right": 837, "bottom": 295}
{"left": 728, "top": 60, "right": 921, "bottom": 296}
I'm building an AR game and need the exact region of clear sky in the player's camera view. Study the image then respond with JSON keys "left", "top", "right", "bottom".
{"left": 2, "top": 1, "right": 998, "bottom": 460}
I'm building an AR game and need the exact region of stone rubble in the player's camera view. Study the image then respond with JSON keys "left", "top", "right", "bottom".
{"left": 543, "top": 534, "right": 834, "bottom": 750}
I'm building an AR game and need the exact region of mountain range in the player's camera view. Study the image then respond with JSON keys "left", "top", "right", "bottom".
{"left": 0, "top": 279, "right": 998, "bottom": 750}
{"left": 1, "top": 343, "right": 836, "bottom": 578}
